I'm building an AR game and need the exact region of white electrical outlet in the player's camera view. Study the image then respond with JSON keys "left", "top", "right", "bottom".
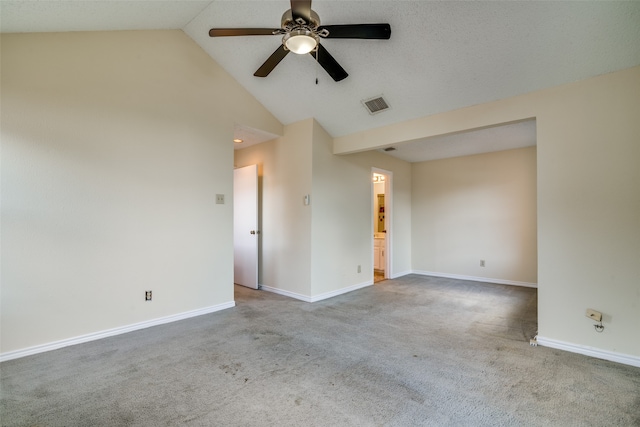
{"left": 357, "top": 265, "right": 361, "bottom": 273}
{"left": 216, "top": 194, "right": 225, "bottom": 204}
{"left": 586, "top": 308, "right": 602, "bottom": 322}
{"left": 480, "top": 260, "right": 485, "bottom": 267}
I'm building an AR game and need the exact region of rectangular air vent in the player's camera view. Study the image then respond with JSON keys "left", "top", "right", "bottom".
{"left": 362, "top": 96, "right": 390, "bottom": 115}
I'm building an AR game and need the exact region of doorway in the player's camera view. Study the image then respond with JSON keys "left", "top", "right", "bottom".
{"left": 372, "top": 168, "right": 392, "bottom": 282}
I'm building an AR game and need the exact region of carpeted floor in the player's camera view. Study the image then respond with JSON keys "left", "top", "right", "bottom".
{"left": 2, "top": 275, "right": 639, "bottom": 426}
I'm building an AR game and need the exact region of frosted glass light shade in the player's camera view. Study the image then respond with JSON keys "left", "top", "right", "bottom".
{"left": 285, "top": 32, "right": 317, "bottom": 54}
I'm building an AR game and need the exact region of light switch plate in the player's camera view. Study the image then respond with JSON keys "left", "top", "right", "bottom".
{"left": 216, "top": 194, "right": 225, "bottom": 204}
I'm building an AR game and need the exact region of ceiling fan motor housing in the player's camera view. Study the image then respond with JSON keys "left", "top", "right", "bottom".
{"left": 281, "top": 9, "right": 321, "bottom": 29}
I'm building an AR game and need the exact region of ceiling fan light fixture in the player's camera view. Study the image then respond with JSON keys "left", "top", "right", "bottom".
{"left": 284, "top": 30, "right": 318, "bottom": 54}
{"left": 209, "top": 2, "right": 391, "bottom": 81}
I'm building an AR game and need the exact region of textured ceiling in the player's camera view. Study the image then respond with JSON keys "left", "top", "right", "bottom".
{"left": 2, "top": 1, "right": 640, "bottom": 160}
{"left": 0, "top": 1, "right": 211, "bottom": 32}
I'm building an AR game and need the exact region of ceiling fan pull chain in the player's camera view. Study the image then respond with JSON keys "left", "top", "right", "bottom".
{"left": 315, "top": 48, "right": 319, "bottom": 84}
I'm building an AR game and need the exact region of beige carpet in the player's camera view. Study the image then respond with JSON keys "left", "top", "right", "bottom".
{"left": 2, "top": 275, "right": 639, "bottom": 426}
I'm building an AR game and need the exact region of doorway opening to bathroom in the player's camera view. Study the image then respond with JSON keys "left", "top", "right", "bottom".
{"left": 373, "top": 169, "right": 392, "bottom": 283}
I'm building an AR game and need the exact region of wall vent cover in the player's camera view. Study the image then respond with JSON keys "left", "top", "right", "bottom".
{"left": 362, "top": 95, "right": 390, "bottom": 115}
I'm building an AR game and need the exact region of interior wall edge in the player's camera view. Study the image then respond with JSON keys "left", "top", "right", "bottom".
{"left": 309, "top": 280, "right": 373, "bottom": 303}
{"left": 259, "top": 285, "right": 312, "bottom": 303}
{"left": 389, "top": 270, "right": 413, "bottom": 279}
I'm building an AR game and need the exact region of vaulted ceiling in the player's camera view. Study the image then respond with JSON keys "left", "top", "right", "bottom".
{"left": 2, "top": 1, "right": 640, "bottom": 161}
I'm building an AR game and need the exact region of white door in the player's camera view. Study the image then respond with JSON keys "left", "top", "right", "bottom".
{"left": 233, "top": 164, "right": 258, "bottom": 289}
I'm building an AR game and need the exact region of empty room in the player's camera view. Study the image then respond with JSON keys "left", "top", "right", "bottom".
{"left": 2, "top": 1, "right": 639, "bottom": 425}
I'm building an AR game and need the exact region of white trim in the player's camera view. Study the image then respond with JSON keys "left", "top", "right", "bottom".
{"left": 260, "top": 280, "right": 374, "bottom": 303}
{"left": 390, "top": 270, "right": 412, "bottom": 279}
{"left": 536, "top": 336, "right": 640, "bottom": 368}
{"left": 412, "top": 270, "right": 537, "bottom": 288}
{"left": 0, "top": 301, "right": 236, "bottom": 363}
{"left": 310, "top": 280, "right": 373, "bottom": 303}
{"left": 260, "top": 285, "right": 312, "bottom": 302}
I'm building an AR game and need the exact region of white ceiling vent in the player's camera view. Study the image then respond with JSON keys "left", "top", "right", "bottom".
{"left": 362, "top": 96, "right": 390, "bottom": 115}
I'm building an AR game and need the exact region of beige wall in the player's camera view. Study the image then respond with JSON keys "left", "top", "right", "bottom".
{"left": 234, "top": 120, "right": 313, "bottom": 298}
{"left": 235, "top": 119, "right": 412, "bottom": 300}
{"left": 310, "top": 120, "right": 412, "bottom": 297}
{"left": 310, "top": 121, "right": 361, "bottom": 295}
{"left": 0, "top": 30, "right": 282, "bottom": 355}
{"left": 535, "top": 68, "right": 640, "bottom": 358}
{"left": 412, "top": 147, "right": 537, "bottom": 285}
{"left": 335, "top": 66, "right": 640, "bottom": 359}
{"left": 311, "top": 120, "right": 373, "bottom": 296}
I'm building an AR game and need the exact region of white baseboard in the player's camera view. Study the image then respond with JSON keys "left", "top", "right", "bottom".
{"left": 0, "top": 301, "right": 236, "bottom": 363}
{"left": 260, "top": 285, "right": 313, "bottom": 302}
{"left": 260, "top": 280, "right": 373, "bottom": 303}
{"left": 390, "top": 270, "right": 412, "bottom": 279}
{"left": 536, "top": 336, "right": 640, "bottom": 368}
{"left": 310, "top": 280, "right": 373, "bottom": 302}
{"left": 412, "top": 270, "right": 537, "bottom": 288}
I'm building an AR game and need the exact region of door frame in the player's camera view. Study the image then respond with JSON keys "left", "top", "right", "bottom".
{"left": 372, "top": 167, "right": 393, "bottom": 279}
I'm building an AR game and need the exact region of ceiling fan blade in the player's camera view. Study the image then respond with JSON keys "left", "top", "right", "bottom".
{"left": 209, "top": 28, "right": 280, "bottom": 37}
{"left": 318, "top": 24, "right": 391, "bottom": 39}
{"left": 254, "top": 45, "right": 290, "bottom": 77}
{"left": 290, "top": 0, "right": 312, "bottom": 23}
{"left": 312, "top": 44, "right": 348, "bottom": 82}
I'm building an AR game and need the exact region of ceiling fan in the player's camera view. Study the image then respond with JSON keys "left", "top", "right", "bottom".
{"left": 208, "top": 0, "right": 391, "bottom": 82}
